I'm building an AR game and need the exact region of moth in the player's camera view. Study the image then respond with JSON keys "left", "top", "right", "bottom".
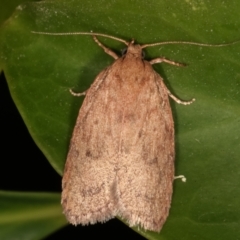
{"left": 32, "top": 31, "right": 239, "bottom": 232}
{"left": 61, "top": 33, "right": 194, "bottom": 232}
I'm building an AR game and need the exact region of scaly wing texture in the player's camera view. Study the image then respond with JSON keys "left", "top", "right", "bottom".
{"left": 62, "top": 67, "right": 120, "bottom": 224}
{"left": 62, "top": 55, "right": 174, "bottom": 232}
{"left": 115, "top": 63, "right": 174, "bottom": 232}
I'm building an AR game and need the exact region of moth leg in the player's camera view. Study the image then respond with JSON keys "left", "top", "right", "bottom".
{"left": 174, "top": 175, "right": 187, "bottom": 182}
{"left": 153, "top": 58, "right": 195, "bottom": 104}
{"left": 69, "top": 88, "right": 87, "bottom": 97}
{"left": 93, "top": 36, "right": 119, "bottom": 60}
{"left": 150, "top": 57, "right": 185, "bottom": 67}
{"left": 167, "top": 89, "right": 195, "bottom": 105}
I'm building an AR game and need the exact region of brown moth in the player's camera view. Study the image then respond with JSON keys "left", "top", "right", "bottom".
{"left": 61, "top": 34, "right": 194, "bottom": 232}
{"left": 32, "top": 31, "right": 240, "bottom": 232}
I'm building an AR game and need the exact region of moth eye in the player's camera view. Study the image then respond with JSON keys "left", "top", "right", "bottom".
{"left": 121, "top": 48, "right": 127, "bottom": 56}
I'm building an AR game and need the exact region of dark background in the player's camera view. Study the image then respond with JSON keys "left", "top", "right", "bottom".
{"left": 1, "top": 72, "right": 145, "bottom": 240}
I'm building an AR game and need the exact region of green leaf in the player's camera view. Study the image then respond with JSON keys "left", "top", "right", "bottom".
{"left": 0, "top": 0, "right": 38, "bottom": 70}
{"left": 0, "top": 191, "right": 67, "bottom": 240}
{"left": 0, "top": 0, "right": 37, "bottom": 25}
{"left": 1, "top": 0, "right": 240, "bottom": 239}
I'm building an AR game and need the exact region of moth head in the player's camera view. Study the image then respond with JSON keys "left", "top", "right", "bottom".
{"left": 122, "top": 40, "right": 145, "bottom": 59}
